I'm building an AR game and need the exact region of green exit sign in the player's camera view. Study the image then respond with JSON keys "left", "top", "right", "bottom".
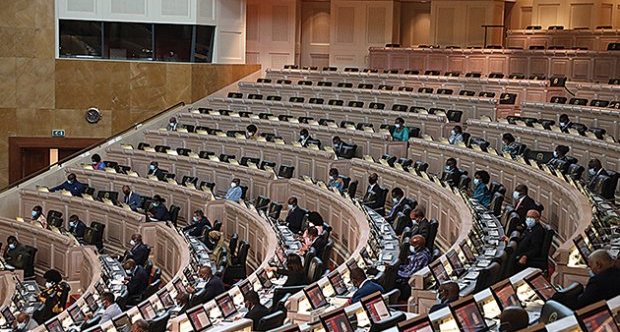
{"left": 51, "top": 129, "right": 65, "bottom": 137}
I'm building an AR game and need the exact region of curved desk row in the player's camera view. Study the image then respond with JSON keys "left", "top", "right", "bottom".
{"left": 238, "top": 81, "right": 502, "bottom": 121}
{"left": 465, "top": 119, "right": 620, "bottom": 172}
{"left": 567, "top": 81, "right": 620, "bottom": 101}
{"left": 68, "top": 167, "right": 212, "bottom": 226}
{"left": 142, "top": 129, "right": 343, "bottom": 181}
{"left": 520, "top": 101, "right": 620, "bottom": 140}
{"left": 204, "top": 96, "right": 449, "bottom": 140}
{"left": 176, "top": 112, "right": 408, "bottom": 158}
{"left": 506, "top": 28, "right": 620, "bottom": 52}
{"left": 265, "top": 68, "right": 561, "bottom": 104}
{"left": 406, "top": 138, "right": 593, "bottom": 244}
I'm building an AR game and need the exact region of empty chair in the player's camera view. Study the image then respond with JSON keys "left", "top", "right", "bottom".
{"left": 268, "top": 202, "right": 283, "bottom": 219}
{"left": 254, "top": 196, "right": 270, "bottom": 212}
{"left": 227, "top": 92, "right": 243, "bottom": 98}
{"left": 199, "top": 150, "right": 215, "bottom": 159}
{"left": 499, "top": 93, "right": 517, "bottom": 104}
{"left": 465, "top": 72, "right": 482, "bottom": 77}
{"left": 589, "top": 127, "right": 606, "bottom": 139}
{"left": 181, "top": 176, "right": 198, "bottom": 186}
{"left": 337, "top": 82, "right": 353, "bottom": 88}
{"left": 240, "top": 156, "right": 260, "bottom": 167}
{"left": 424, "top": 70, "right": 440, "bottom": 76}
{"left": 258, "top": 113, "right": 272, "bottom": 120}
{"left": 322, "top": 66, "right": 337, "bottom": 71}
{"left": 459, "top": 90, "right": 475, "bottom": 96}
{"left": 529, "top": 45, "right": 545, "bottom": 50}
{"left": 319, "top": 118, "right": 336, "bottom": 126}
{"left": 278, "top": 165, "right": 295, "bottom": 179}
{"left": 289, "top": 96, "right": 304, "bottom": 103}
{"left": 363, "top": 68, "right": 378, "bottom": 73}
{"left": 297, "top": 80, "right": 312, "bottom": 86}
{"left": 404, "top": 69, "right": 419, "bottom": 74}
{"left": 356, "top": 122, "right": 373, "bottom": 131}
{"left": 590, "top": 99, "right": 609, "bottom": 107}
{"left": 608, "top": 43, "right": 620, "bottom": 51}
{"left": 489, "top": 192, "right": 504, "bottom": 217}
{"left": 308, "top": 97, "right": 324, "bottom": 104}
{"left": 344, "top": 67, "right": 359, "bottom": 72}
{"left": 479, "top": 91, "right": 496, "bottom": 98}
{"left": 257, "top": 78, "right": 271, "bottom": 83}
{"left": 377, "top": 85, "right": 393, "bottom": 91}
{"left": 219, "top": 154, "right": 235, "bottom": 162}
{"left": 391, "top": 104, "right": 408, "bottom": 112}
{"left": 418, "top": 87, "right": 433, "bottom": 93}
{"left": 248, "top": 93, "right": 263, "bottom": 100}
{"left": 398, "top": 86, "right": 414, "bottom": 92}
{"left": 278, "top": 114, "right": 294, "bottom": 122}
{"left": 283, "top": 64, "right": 298, "bottom": 69}
{"left": 446, "top": 110, "right": 462, "bottom": 122}
{"left": 276, "top": 79, "right": 291, "bottom": 84}
{"left": 437, "top": 88, "right": 453, "bottom": 95}
{"left": 539, "top": 301, "right": 573, "bottom": 324}
{"left": 414, "top": 161, "right": 429, "bottom": 173}
{"left": 154, "top": 145, "right": 170, "bottom": 153}
{"left": 260, "top": 160, "right": 276, "bottom": 170}
{"left": 567, "top": 163, "right": 584, "bottom": 181}
{"left": 266, "top": 95, "right": 282, "bottom": 101}
{"left": 489, "top": 72, "right": 505, "bottom": 79}
{"left": 357, "top": 83, "right": 373, "bottom": 89}
{"left": 257, "top": 311, "right": 286, "bottom": 331}
{"left": 469, "top": 137, "right": 490, "bottom": 151}
{"left": 340, "top": 120, "right": 355, "bottom": 128}
{"left": 369, "top": 102, "right": 385, "bottom": 109}
{"left": 348, "top": 101, "right": 364, "bottom": 108}
{"left": 550, "top": 96, "right": 567, "bottom": 104}
{"left": 306, "top": 257, "right": 324, "bottom": 283}
{"left": 473, "top": 262, "right": 501, "bottom": 292}
{"left": 444, "top": 71, "right": 460, "bottom": 77}
{"left": 317, "top": 81, "right": 332, "bottom": 87}
{"left": 328, "top": 99, "right": 344, "bottom": 106}
{"left": 569, "top": 97, "right": 588, "bottom": 106}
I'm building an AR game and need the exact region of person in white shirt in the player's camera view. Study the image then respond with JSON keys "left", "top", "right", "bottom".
{"left": 13, "top": 312, "right": 38, "bottom": 332}
{"left": 98, "top": 292, "right": 122, "bottom": 323}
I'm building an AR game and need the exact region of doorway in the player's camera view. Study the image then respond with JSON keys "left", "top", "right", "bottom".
{"left": 9, "top": 137, "right": 104, "bottom": 186}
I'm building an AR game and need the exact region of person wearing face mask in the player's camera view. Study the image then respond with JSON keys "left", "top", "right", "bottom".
{"left": 91, "top": 153, "right": 106, "bottom": 170}
{"left": 92, "top": 292, "right": 122, "bottom": 323}
{"left": 121, "top": 185, "right": 143, "bottom": 211}
{"left": 31, "top": 205, "right": 48, "bottom": 229}
{"left": 285, "top": 197, "right": 305, "bottom": 234}
{"left": 183, "top": 209, "right": 212, "bottom": 237}
{"left": 332, "top": 136, "right": 344, "bottom": 156}
{"left": 123, "top": 259, "right": 149, "bottom": 299}
{"left": 385, "top": 187, "right": 415, "bottom": 223}
{"left": 441, "top": 158, "right": 462, "bottom": 188}
{"left": 511, "top": 184, "right": 538, "bottom": 226}
{"left": 501, "top": 133, "right": 521, "bottom": 158}
{"left": 512, "top": 210, "right": 546, "bottom": 272}
{"left": 147, "top": 161, "right": 166, "bottom": 181}
{"left": 12, "top": 312, "right": 38, "bottom": 332}
{"left": 298, "top": 128, "right": 312, "bottom": 147}
{"left": 547, "top": 145, "right": 571, "bottom": 171}
{"left": 448, "top": 125, "right": 464, "bottom": 145}
{"left": 396, "top": 235, "right": 431, "bottom": 300}
{"left": 174, "top": 292, "right": 191, "bottom": 314}
{"left": 147, "top": 195, "right": 170, "bottom": 221}
{"left": 167, "top": 116, "right": 178, "bottom": 131}
{"left": 585, "top": 158, "right": 608, "bottom": 191}
{"left": 189, "top": 266, "right": 226, "bottom": 303}
{"left": 37, "top": 269, "right": 70, "bottom": 322}
{"left": 50, "top": 173, "right": 86, "bottom": 196}
{"left": 67, "top": 214, "right": 86, "bottom": 239}
{"left": 225, "top": 178, "right": 243, "bottom": 202}
{"left": 471, "top": 170, "right": 492, "bottom": 208}
{"left": 266, "top": 253, "right": 306, "bottom": 287}
{"left": 409, "top": 207, "right": 431, "bottom": 242}
{"left": 3, "top": 236, "right": 24, "bottom": 265}
{"left": 243, "top": 290, "right": 270, "bottom": 331}
{"left": 362, "top": 173, "right": 386, "bottom": 215}
{"left": 570, "top": 249, "right": 620, "bottom": 309}
{"left": 391, "top": 117, "right": 410, "bottom": 142}
{"left": 558, "top": 114, "right": 571, "bottom": 133}
{"left": 327, "top": 168, "right": 345, "bottom": 193}
{"left": 124, "top": 233, "right": 150, "bottom": 266}
{"left": 429, "top": 281, "right": 460, "bottom": 313}
{"left": 246, "top": 124, "right": 258, "bottom": 140}
{"left": 349, "top": 266, "right": 384, "bottom": 304}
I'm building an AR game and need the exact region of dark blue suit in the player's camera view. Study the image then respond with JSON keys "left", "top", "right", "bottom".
{"left": 51, "top": 180, "right": 86, "bottom": 196}
{"left": 123, "top": 192, "right": 142, "bottom": 211}
{"left": 127, "top": 265, "right": 149, "bottom": 297}
{"left": 149, "top": 204, "right": 170, "bottom": 221}
{"left": 129, "top": 243, "right": 149, "bottom": 266}
{"left": 69, "top": 220, "right": 87, "bottom": 238}
{"left": 351, "top": 279, "right": 384, "bottom": 303}
{"left": 576, "top": 267, "right": 620, "bottom": 309}
{"left": 183, "top": 217, "right": 212, "bottom": 237}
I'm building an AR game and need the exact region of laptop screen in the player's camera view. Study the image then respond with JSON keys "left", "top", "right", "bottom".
{"left": 112, "top": 313, "right": 131, "bottom": 330}
{"left": 397, "top": 316, "right": 434, "bottom": 332}
{"left": 186, "top": 306, "right": 212, "bottom": 331}
{"left": 138, "top": 301, "right": 157, "bottom": 320}
{"left": 157, "top": 289, "right": 175, "bottom": 308}
{"left": 446, "top": 250, "right": 464, "bottom": 276}
{"left": 361, "top": 292, "right": 391, "bottom": 324}
{"left": 525, "top": 273, "right": 556, "bottom": 301}
{"left": 492, "top": 280, "right": 520, "bottom": 310}
{"left": 577, "top": 302, "right": 619, "bottom": 332}
{"left": 450, "top": 297, "right": 487, "bottom": 331}
{"left": 215, "top": 294, "right": 237, "bottom": 319}
{"left": 256, "top": 269, "right": 272, "bottom": 289}
{"left": 1, "top": 307, "right": 15, "bottom": 324}
{"left": 320, "top": 308, "right": 354, "bottom": 332}
{"left": 430, "top": 261, "right": 449, "bottom": 283}
{"left": 328, "top": 271, "right": 348, "bottom": 296}
{"left": 460, "top": 241, "right": 475, "bottom": 262}
{"left": 573, "top": 234, "right": 592, "bottom": 263}
{"left": 173, "top": 278, "right": 186, "bottom": 294}
{"left": 68, "top": 305, "right": 85, "bottom": 323}
{"left": 44, "top": 318, "right": 65, "bottom": 332}
{"left": 84, "top": 293, "right": 98, "bottom": 312}
{"left": 237, "top": 279, "right": 253, "bottom": 297}
{"left": 304, "top": 283, "right": 328, "bottom": 310}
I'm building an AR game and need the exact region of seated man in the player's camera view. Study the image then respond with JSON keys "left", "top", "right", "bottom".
{"left": 512, "top": 210, "right": 546, "bottom": 272}
{"left": 246, "top": 124, "right": 258, "bottom": 140}
{"left": 67, "top": 215, "right": 87, "bottom": 238}
{"left": 350, "top": 266, "right": 384, "bottom": 304}
{"left": 147, "top": 161, "right": 166, "bottom": 180}
{"left": 574, "top": 249, "right": 620, "bottom": 309}
{"left": 332, "top": 136, "right": 344, "bottom": 155}
{"left": 327, "top": 168, "right": 345, "bottom": 193}
{"left": 189, "top": 266, "right": 225, "bottom": 303}
{"left": 448, "top": 126, "right": 464, "bottom": 145}
{"left": 31, "top": 205, "right": 48, "bottom": 229}
{"left": 512, "top": 184, "right": 538, "bottom": 226}
{"left": 362, "top": 173, "right": 387, "bottom": 215}
{"left": 3, "top": 236, "right": 24, "bottom": 264}
{"left": 410, "top": 207, "right": 431, "bottom": 241}
{"left": 123, "top": 259, "right": 149, "bottom": 299}
{"left": 167, "top": 117, "right": 178, "bottom": 131}
{"left": 224, "top": 178, "right": 243, "bottom": 202}
{"left": 96, "top": 292, "right": 122, "bottom": 323}
{"left": 299, "top": 227, "right": 327, "bottom": 256}
{"left": 183, "top": 209, "right": 212, "bottom": 237}
{"left": 121, "top": 185, "right": 143, "bottom": 211}
{"left": 559, "top": 113, "right": 571, "bottom": 133}
{"left": 12, "top": 312, "right": 38, "bottom": 332}
{"left": 243, "top": 290, "right": 270, "bottom": 331}
{"left": 547, "top": 145, "right": 571, "bottom": 171}
{"left": 298, "top": 128, "right": 312, "bottom": 147}
{"left": 396, "top": 235, "right": 431, "bottom": 299}
{"left": 147, "top": 195, "right": 170, "bottom": 221}
{"left": 429, "top": 281, "right": 460, "bottom": 313}
{"left": 285, "top": 197, "right": 305, "bottom": 234}
{"left": 471, "top": 170, "right": 492, "bottom": 208}
{"left": 385, "top": 187, "right": 414, "bottom": 223}
{"left": 50, "top": 173, "right": 86, "bottom": 196}
{"left": 585, "top": 158, "right": 608, "bottom": 191}
{"left": 124, "top": 234, "right": 150, "bottom": 266}
{"left": 441, "top": 158, "right": 463, "bottom": 187}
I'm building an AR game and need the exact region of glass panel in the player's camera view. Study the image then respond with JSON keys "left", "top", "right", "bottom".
{"left": 194, "top": 25, "right": 216, "bottom": 63}
{"left": 59, "top": 20, "right": 102, "bottom": 58}
{"left": 104, "top": 22, "right": 153, "bottom": 60}
{"left": 154, "top": 24, "right": 192, "bottom": 62}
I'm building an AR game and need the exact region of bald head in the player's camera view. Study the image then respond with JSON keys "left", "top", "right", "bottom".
{"left": 410, "top": 235, "right": 426, "bottom": 250}
{"left": 588, "top": 249, "right": 614, "bottom": 275}
{"left": 438, "top": 281, "right": 460, "bottom": 303}
{"left": 499, "top": 306, "right": 529, "bottom": 332}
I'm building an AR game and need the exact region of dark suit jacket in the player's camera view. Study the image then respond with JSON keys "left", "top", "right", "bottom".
{"left": 245, "top": 304, "right": 270, "bottom": 331}
{"left": 351, "top": 279, "right": 385, "bottom": 303}
{"left": 587, "top": 169, "right": 609, "bottom": 191}
{"left": 285, "top": 207, "right": 306, "bottom": 234}
{"left": 514, "top": 195, "right": 538, "bottom": 222}
{"left": 123, "top": 192, "right": 143, "bottom": 211}
{"left": 363, "top": 184, "right": 387, "bottom": 214}
{"left": 129, "top": 243, "right": 149, "bottom": 266}
{"left": 69, "top": 220, "right": 87, "bottom": 238}
{"left": 576, "top": 268, "right": 620, "bottom": 309}
{"left": 204, "top": 276, "right": 226, "bottom": 302}
{"left": 183, "top": 217, "right": 212, "bottom": 237}
{"left": 515, "top": 223, "right": 546, "bottom": 261}
{"left": 311, "top": 235, "right": 329, "bottom": 258}
{"left": 441, "top": 169, "right": 462, "bottom": 187}
{"left": 50, "top": 180, "right": 87, "bottom": 196}
{"left": 411, "top": 218, "right": 431, "bottom": 241}
{"left": 148, "top": 168, "right": 166, "bottom": 181}
{"left": 385, "top": 198, "right": 415, "bottom": 223}
{"left": 149, "top": 204, "right": 170, "bottom": 221}
{"left": 127, "top": 265, "right": 149, "bottom": 297}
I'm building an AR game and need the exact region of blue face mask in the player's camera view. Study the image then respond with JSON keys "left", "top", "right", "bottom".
{"left": 525, "top": 217, "right": 536, "bottom": 229}
{"left": 149, "top": 165, "right": 156, "bottom": 171}
{"left": 31, "top": 211, "right": 38, "bottom": 218}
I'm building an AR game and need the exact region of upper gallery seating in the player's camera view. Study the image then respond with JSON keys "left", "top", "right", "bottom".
{"left": 505, "top": 27, "right": 620, "bottom": 51}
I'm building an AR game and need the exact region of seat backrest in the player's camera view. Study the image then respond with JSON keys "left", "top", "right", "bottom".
{"left": 347, "top": 180, "right": 359, "bottom": 199}
{"left": 268, "top": 202, "right": 283, "bottom": 219}
{"left": 446, "top": 110, "right": 462, "bottom": 122}
{"left": 147, "top": 310, "right": 170, "bottom": 332}
{"left": 237, "top": 241, "right": 250, "bottom": 266}
{"left": 567, "top": 163, "right": 584, "bottom": 181}
{"left": 303, "top": 247, "right": 317, "bottom": 276}
{"left": 229, "top": 233, "right": 238, "bottom": 258}
{"left": 490, "top": 192, "right": 504, "bottom": 217}
{"left": 414, "top": 161, "right": 429, "bottom": 173}
{"left": 321, "top": 239, "right": 333, "bottom": 268}
{"left": 307, "top": 257, "right": 324, "bottom": 283}
{"left": 540, "top": 300, "right": 574, "bottom": 323}
{"left": 473, "top": 262, "right": 501, "bottom": 293}
{"left": 426, "top": 219, "right": 439, "bottom": 250}
{"left": 257, "top": 310, "right": 286, "bottom": 331}
{"left": 458, "top": 174, "right": 471, "bottom": 190}
{"left": 213, "top": 220, "right": 222, "bottom": 231}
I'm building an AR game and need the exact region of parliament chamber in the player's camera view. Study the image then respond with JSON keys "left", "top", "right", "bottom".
{"left": 2, "top": 1, "right": 620, "bottom": 332}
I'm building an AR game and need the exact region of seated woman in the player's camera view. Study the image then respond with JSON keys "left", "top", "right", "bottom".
{"left": 36, "top": 269, "right": 70, "bottom": 323}
{"left": 267, "top": 253, "right": 307, "bottom": 287}
{"left": 471, "top": 170, "right": 492, "bottom": 208}
{"left": 300, "top": 212, "right": 324, "bottom": 243}
{"left": 327, "top": 168, "right": 345, "bottom": 193}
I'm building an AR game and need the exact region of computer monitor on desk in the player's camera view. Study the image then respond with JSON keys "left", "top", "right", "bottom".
{"left": 491, "top": 280, "right": 521, "bottom": 310}
{"left": 173, "top": 278, "right": 186, "bottom": 295}
{"left": 68, "top": 304, "right": 86, "bottom": 324}
{"left": 576, "top": 301, "right": 619, "bottom": 332}
{"left": 96, "top": 191, "right": 119, "bottom": 204}
{"left": 319, "top": 308, "right": 354, "bottom": 332}
{"left": 446, "top": 250, "right": 465, "bottom": 277}
{"left": 256, "top": 269, "right": 273, "bottom": 289}
{"left": 460, "top": 241, "right": 476, "bottom": 263}
{"left": 1, "top": 306, "right": 15, "bottom": 326}
{"left": 84, "top": 293, "right": 99, "bottom": 313}
{"left": 450, "top": 296, "right": 488, "bottom": 331}
{"left": 361, "top": 291, "right": 391, "bottom": 324}
{"left": 430, "top": 261, "right": 450, "bottom": 284}
{"left": 45, "top": 318, "right": 65, "bottom": 332}
{"left": 215, "top": 293, "right": 237, "bottom": 319}
{"left": 187, "top": 305, "right": 213, "bottom": 331}
{"left": 138, "top": 301, "right": 157, "bottom": 320}
{"left": 112, "top": 313, "right": 131, "bottom": 332}
{"left": 328, "top": 271, "right": 348, "bottom": 296}
{"left": 304, "top": 283, "right": 329, "bottom": 310}
{"left": 525, "top": 272, "right": 556, "bottom": 301}
{"left": 157, "top": 288, "right": 175, "bottom": 309}
{"left": 398, "top": 315, "right": 433, "bottom": 332}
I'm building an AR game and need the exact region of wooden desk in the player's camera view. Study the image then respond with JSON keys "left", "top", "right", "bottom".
{"left": 0, "top": 271, "right": 17, "bottom": 309}
{"left": 465, "top": 119, "right": 620, "bottom": 172}
{"left": 68, "top": 166, "right": 212, "bottom": 226}
{"left": 520, "top": 101, "right": 620, "bottom": 141}
{"left": 176, "top": 112, "right": 408, "bottom": 158}
{"left": 506, "top": 29, "right": 620, "bottom": 52}
{"left": 566, "top": 81, "right": 620, "bottom": 101}
{"left": 265, "top": 68, "right": 564, "bottom": 104}
{"left": 237, "top": 81, "right": 505, "bottom": 121}
{"left": 203, "top": 97, "right": 450, "bottom": 141}
{"left": 142, "top": 129, "right": 343, "bottom": 181}
{"left": 407, "top": 138, "right": 592, "bottom": 243}
{"left": 368, "top": 47, "right": 620, "bottom": 82}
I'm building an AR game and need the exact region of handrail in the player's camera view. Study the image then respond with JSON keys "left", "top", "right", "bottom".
{"left": 0, "top": 101, "right": 186, "bottom": 193}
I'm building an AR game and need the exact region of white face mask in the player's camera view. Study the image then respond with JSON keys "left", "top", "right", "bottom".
{"left": 553, "top": 151, "right": 558, "bottom": 158}
{"left": 130, "top": 240, "right": 136, "bottom": 246}
{"left": 409, "top": 246, "right": 416, "bottom": 254}
{"left": 512, "top": 191, "right": 520, "bottom": 200}
{"left": 69, "top": 221, "right": 77, "bottom": 227}
{"left": 473, "top": 178, "right": 480, "bottom": 186}
{"left": 17, "top": 322, "right": 26, "bottom": 329}
{"left": 525, "top": 217, "right": 536, "bottom": 228}
{"left": 329, "top": 176, "right": 335, "bottom": 181}
{"left": 560, "top": 122, "right": 566, "bottom": 127}
{"left": 45, "top": 282, "right": 53, "bottom": 288}
{"left": 8, "top": 244, "right": 15, "bottom": 250}
{"left": 230, "top": 182, "right": 237, "bottom": 188}
{"left": 287, "top": 204, "right": 295, "bottom": 210}
{"left": 392, "top": 197, "right": 399, "bottom": 204}
{"left": 588, "top": 168, "right": 596, "bottom": 175}
{"left": 395, "top": 124, "right": 401, "bottom": 129}
{"left": 193, "top": 216, "right": 200, "bottom": 222}
{"left": 451, "top": 130, "right": 456, "bottom": 136}
{"left": 125, "top": 269, "right": 132, "bottom": 275}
